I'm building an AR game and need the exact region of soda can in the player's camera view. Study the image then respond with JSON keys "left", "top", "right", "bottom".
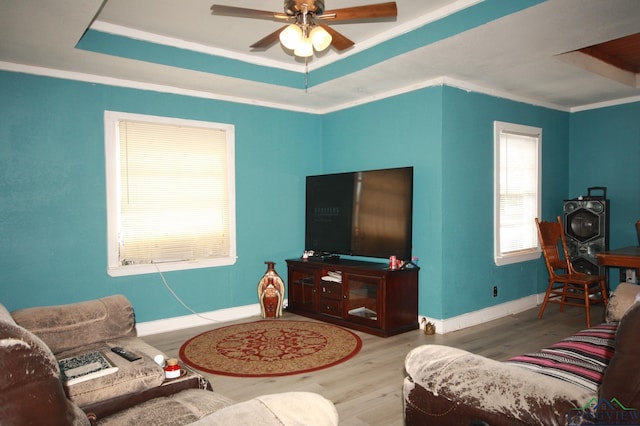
{"left": 389, "top": 255, "right": 398, "bottom": 270}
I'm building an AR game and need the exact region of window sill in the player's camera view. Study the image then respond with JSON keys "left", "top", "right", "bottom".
{"left": 494, "top": 250, "right": 541, "bottom": 266}
{"left": 107, "top": 256, "right": 238, "bottom": 277}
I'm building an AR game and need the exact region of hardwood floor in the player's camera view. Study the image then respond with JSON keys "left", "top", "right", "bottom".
{"left": 142, "top": 303, "right": 605, "bottom": 426}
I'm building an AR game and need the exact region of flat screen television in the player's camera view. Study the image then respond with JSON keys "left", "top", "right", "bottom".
{"left": 305, "top": 166, "right": 413, "bottom": 260}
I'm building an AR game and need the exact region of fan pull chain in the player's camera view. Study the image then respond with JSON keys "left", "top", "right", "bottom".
{"left": 305, "top": 57, "right": 309, "bottom": 92}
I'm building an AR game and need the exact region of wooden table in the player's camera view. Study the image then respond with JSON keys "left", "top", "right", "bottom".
{"left": 597, "top": 246, "right": 640, "bottom": 269}
{"left": 597, "top": 246, "right": 640, "bottom": 287}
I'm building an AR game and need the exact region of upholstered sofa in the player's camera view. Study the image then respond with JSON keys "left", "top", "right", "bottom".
{"left": 0, "top": 295, "right": 338, "bottom": 425}
{"left": 403, "top": 282, "right": 640, "bottom": 425}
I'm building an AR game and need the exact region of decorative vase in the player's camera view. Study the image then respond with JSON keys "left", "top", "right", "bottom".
{"left": 258, "top": 261, "right": 285, "bottom": 318}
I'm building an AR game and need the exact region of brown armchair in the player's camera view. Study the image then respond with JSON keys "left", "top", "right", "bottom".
{"left": 1, "top": 296, "right": 339, "bottom": 426}
{"left": 403, "top": 283, "right": 640, "bottom": 425}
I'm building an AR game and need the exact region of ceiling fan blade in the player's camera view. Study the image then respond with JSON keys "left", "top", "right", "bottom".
{"left": 211, "top": 5, "right": 290, "bottom": 21}
{"left": 317, "top": 2, "right": 397, "bottom": 22}
{"left": 250, "top": 26, "right": 287, "bottom": 49}
{"left": 318, "top": 23, "right": 354, "bottom": 51}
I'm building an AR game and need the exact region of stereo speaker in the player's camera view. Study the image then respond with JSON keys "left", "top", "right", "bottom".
{"left": 563, "top": 189, "right": 609, "bottom": 276}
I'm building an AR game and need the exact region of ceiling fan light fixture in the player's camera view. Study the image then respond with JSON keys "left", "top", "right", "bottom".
{"left": 211, "top": 1, "right": 399, "bottom": 60}
{"left": 310, "top": 26, "right": 332, "bottom": 52}
{"left": 279, "top": 24, "right": 303, "bottom": 50}
{"left": 294, "top": 36, "right": 314, "bottom": 57}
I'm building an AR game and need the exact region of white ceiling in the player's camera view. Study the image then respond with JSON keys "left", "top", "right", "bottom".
{"left": 1, "top": 0, "right": 639, "bottom": 113}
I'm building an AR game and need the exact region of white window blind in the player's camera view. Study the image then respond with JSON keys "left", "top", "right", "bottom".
{"left": 494, "top": 121, "right": 541, "bottom": 266}
{"left": 105, "top": 111, "right": 236, "bottom": 276}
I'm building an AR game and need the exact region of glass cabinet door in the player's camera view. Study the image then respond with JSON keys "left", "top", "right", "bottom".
{"left": 289, "top": 269, "right": 317, "bottom": 312}
{"left": 345, "top": 273, "right": 380, "bottom": 325}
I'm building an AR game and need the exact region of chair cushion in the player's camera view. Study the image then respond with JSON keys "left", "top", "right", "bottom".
{"left": 56, "top": 336, "right": 165, "bottom": 407}
{"left": 96, "top": 389, "right": 234, "bottom": 426}
{"left": 507, "top": 322, "right": 617, "bottom": 392}
{"left": 605, "top": 282, "right": 640, "bottom": 322}
{"left": 11, "top": 295, "right": 136, "bottom": 354}
{"left": 192, "top": 392, "right": 339, "bottom": 426}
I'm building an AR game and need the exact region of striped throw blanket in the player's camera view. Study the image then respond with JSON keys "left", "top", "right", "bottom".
{"left": 507, "top": 322, "right": 618, "bottom": 392}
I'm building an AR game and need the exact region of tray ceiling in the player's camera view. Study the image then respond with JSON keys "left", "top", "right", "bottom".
{"left": 1, "top": 0, "right": 639, "bottom": 113}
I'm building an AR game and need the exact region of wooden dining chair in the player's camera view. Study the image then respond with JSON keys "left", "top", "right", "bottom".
{"left": 535, "top": 216, "right": 608, "bottom": 328}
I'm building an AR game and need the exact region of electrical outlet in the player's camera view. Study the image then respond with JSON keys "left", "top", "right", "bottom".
{"left": 626, "top": 269, "right": 637, "bottom": 284}
{"left": 493, "top": 286, "right": 498, "bottom": 297}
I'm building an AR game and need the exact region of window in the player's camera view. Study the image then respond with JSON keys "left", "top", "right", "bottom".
{"left": 494, "top": 121, "right": 541, "bottom": 266}
{"left": 104, "top": 111, "right": 236, "bottom": 276}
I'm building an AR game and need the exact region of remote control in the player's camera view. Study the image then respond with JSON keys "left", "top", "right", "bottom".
{"left": 111, "top": 346, "right": 141, "bottom": 361}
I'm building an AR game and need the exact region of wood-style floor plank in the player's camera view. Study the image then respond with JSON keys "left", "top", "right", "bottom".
{"left": 142, "top": 303, "right": 605, "bottom": 425}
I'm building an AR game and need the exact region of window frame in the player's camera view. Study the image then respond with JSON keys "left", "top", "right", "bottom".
{"left": 493, "top": 120, "right": 542, "bottom": 266}
{"left": 104, "top": 111, "right": 237, "bottom": 277}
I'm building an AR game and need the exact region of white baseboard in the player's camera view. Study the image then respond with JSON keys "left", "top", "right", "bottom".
{"left": 136, "top": 302, "right": 264, "bottom": 336}
{"left": 419, "top": 292, "right": 544, "bottom": 335}
{"left": 138, "top": 294, "right": 544, "bottom": 337}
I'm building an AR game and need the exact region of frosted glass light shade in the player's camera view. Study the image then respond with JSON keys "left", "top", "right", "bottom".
{"left": 279, "top": 24, "right": 302, "bottom": 50}
{"left": 294, "top": 37, "right": 313, "bottom": 57}
{"left": 310, "top": 26, "right": 332, "bottom": 51}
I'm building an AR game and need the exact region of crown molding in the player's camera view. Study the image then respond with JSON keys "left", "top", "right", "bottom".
{"left": 2, "top": 60, "right": 638, "bottom": 115}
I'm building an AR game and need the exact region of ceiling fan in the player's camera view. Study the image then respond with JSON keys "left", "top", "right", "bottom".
{"left": 210, "top": 1, "right": 398, "bottom": 58}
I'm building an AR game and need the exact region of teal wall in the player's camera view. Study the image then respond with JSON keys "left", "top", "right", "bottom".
{"left": 0, "top": 71, "right": 321, "bottom": 322}
{"left": 323, "top": 86, "right": 571, "bottom": 319}
{"left": 569, "top": 103, "right": 640, "bottom": 249}
{"left": 440, "top": 88, "right": 570, "bottom": 318}
{"left": 2, "top": 70, "right": 639, "bottom": 322}
{"left": 322, "top": 87, "right": 445, "bottom": 316}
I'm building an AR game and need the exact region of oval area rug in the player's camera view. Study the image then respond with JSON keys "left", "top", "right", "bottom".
{"left": 179, "top": 320, "right": 362, "bottom": 377}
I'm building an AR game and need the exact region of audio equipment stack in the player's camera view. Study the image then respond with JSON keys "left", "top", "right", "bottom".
{"left": 563, "top": 187, "right": 609, "bottom": 276}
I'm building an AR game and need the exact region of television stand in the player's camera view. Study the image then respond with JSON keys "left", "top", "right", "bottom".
{"left": 286, "top": 258, "right": 419, "bottom": 337}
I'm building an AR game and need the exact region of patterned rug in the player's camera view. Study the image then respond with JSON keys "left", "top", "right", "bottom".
{"left": 179, "top": 320, "right": 362, "bottom": 377}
